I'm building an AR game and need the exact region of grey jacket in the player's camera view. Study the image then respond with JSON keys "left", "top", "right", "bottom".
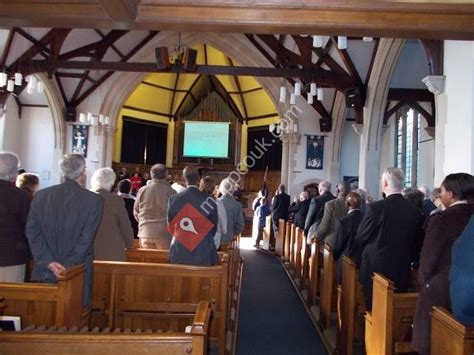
{"left": 93, "top": 189, "right": 134, "bottom": 261}
{"left": 26, "top": 179, "right": 103, "bottom": 306}
{"left": 219, "top": 195, "right": 245, "bottom": 244}
{"left": 167, "top": 186, "right": 218, "bottom": 266}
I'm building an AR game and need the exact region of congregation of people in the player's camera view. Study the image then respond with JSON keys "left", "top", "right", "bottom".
{"left": 0, "top": 151, "right": 244, "bottom": 307}
{"left": 1, "top": 147, "right": 474, "bottom": 355}
{"left": 251, "top": 167, "right": 474, "bottom": 355}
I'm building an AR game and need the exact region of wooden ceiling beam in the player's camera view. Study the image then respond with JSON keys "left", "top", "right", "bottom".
{"left": 228, "top": 57, "right": 248, "bottom": 121}
{"left": 2, "top": 2, "right": 474, "bottom": 39}
{"left": 330, "top": 36, "right": 363, "bottom": 85}
{"left": 30, "top": 60, "right": 355, "bottom": 89}
{"left": 0, "top": 30, "right": 14, "bottom": 69}
{"left": 388, "top": 88, "right": 434, "bottom": 102}
{"left": 98, "top": 0, "right": 139, "bottom": 22}
{"left": 419, "top": 39, "right": 443, "bottom": 75}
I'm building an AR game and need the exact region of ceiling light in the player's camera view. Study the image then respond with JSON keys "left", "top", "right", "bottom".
{"left": 338, "top": 36, "right": 347, "bottom": 50}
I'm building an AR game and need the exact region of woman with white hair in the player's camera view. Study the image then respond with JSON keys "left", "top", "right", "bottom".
{"left": 90, "top": 168, "right": 134, "bottom": 261}
{"left": 0, "top": 152, "right": 31, "bottom": 282}
{"left": 218, "top": 178, "right": 245, "bottom": 249}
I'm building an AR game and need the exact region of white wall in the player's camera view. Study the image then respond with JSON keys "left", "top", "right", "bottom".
{"left": 340, "top": 120, "right": 360, "bottom": 180}
{"left": 0, "top": 96, "right": 22, "bottom": 155}
{"left": 442, "top": 40, "right": 474, "bottom": 175}
{"left": 418, "top": 118, "right": 435, "bottom": 187}
{"left": 0, "top": 99, "right": 58, "bottom": 189}
{"left": 289, "top": 95, "right": 334, "bottom": 194}
{"left": 19, "top": 107, "right": 56, "bottom": 188}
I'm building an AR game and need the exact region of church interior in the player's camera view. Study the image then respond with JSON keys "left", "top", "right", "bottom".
{"left": 0, "top": 1, "right": 473, "bottom": 354}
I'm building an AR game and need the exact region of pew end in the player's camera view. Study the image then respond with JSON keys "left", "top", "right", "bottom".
{"left": 0, "top": 264, "right": 87, "bottom": 328}
{"left": 431, "top": 306, "right": 474, "bottom": 355}
{"left": 364, "top": 273, "right": 418, "bottom": 355}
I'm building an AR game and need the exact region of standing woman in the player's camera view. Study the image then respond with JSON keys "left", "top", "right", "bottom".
{"left": 411, "top": 173, "right": 474, "bottom": 355}
{"left": 90, "top": 168, "right": 134, "bottom": 261}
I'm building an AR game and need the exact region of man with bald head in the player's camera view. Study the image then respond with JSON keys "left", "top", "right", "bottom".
{"left": 167, "top": 166, "right": 219, "bottom": 265}
{"left": 134, "top": 163, "right": 176, "bottom": 249}
{"left": 333, "top": 192, "right": 364, "bottom": 284}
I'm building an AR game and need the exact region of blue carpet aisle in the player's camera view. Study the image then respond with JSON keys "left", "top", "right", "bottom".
{"left": 236, "top": 248, "right": 327, "bottom": 355}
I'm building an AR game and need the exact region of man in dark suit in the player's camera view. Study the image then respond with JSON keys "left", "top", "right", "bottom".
{"left": 272, "top": 184, "right": 291, "bottom": 232}
{"left": 26, "top": 154, "right": 103, "bottom": 306}
{"left": 304, "top": 180, "right": 335, "bottom": 238}
{"left": 333, "top": 192, "right": 364, "bottom": 284}
{"left": 289, "top": 191, "right": 311, "bottom": 230}
{"left": 418, "top": 184, "right": 437, "bottom": 216}
{"left": 167, "top": 166, "right": 218, "bottom": 266}
{"left": 349, "top": 167, "right": 421, "bottom": 310}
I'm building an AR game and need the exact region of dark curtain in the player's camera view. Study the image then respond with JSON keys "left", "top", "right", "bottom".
{"left": 247, "top": 126, "right": 282, "bottom": 171}
{"left": 121, "top": 116, "right": 167, "bottom": 165}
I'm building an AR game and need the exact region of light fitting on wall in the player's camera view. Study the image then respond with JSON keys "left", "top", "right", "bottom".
{"left": 294, "top": 82, "right": 301, "bottom": 96}
{"left": 0, "top": 72, "right": 45, "bottom": 95}
{"left": 337, "top": 36, "right": 347, "bottom": 50}
{"left": 363, "top": 37, "right": 373, "bottom": 42}
{"left": 290, "top": 93, "right": 296, "bottom": 105}
{"left": 313, "top": 35, "right": 323, "bottom": 48}
{"left": 317, "top": 88, "right": 324, "bottom": 101}
{"left": 78, "top": 112, "right": 111, "bottom": 126}
{"left": 269, "top": 121, "right": 298, "bottom": 134}
{"left": 279, "top": 86, "right": 286, "bottom": 103}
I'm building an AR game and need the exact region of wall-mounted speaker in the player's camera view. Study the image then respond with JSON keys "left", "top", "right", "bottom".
{"left": 319, "top": 117, "right": 332, "bottom": 132}
{"left": 64, "top": 106, "right": 76, "bottom": 122}
{"left": 155, "top": 47, "right": 171, "bottom": 70}
{"left": 344, "top": 87, "right": 366, "bottom": 108}
{"left": 182, "top": 48, "right": 198, "bottom": 71}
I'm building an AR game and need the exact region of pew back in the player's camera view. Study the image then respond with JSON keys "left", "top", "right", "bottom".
{"left": 0, "top": 264, "right": 86, "bottom": 327}
{"left": 91, "top": 259, "right": 228, "bottom": 354}
{"left": 320, "top": 244, "right": 336, "bottom": 329}
{"left": 431, "top": 306, "right": 474, "bottom": 355}
{"left": 0, "top": 301, "right": 211, "bottom": 355}
{"left": 276, "top": 219, "right": 286, "bottom": 257}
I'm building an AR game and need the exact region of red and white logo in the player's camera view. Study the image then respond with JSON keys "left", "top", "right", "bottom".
{"left": 168, "top": 203, "right": 214, "bottom": 252}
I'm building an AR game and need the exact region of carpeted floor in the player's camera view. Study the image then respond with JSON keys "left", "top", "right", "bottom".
{"left": 236, "top": 248, "right": 327, "bottom": 355}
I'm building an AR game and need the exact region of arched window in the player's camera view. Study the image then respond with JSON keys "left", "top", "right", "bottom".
{"left": 395, "top": 107, "right": 420, "bottom": 187}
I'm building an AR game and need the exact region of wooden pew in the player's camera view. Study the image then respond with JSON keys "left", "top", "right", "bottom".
{"left": 308, "top": 239, "right": 322, "bottom": 306}
{"left": 283, "top": 221, "right": 291, "bottom": 262}
{"left": 364, "top": 273, "right": 418, "bottom": 355}
{"left": 0, "top": 264, "right": 88, "bottom": 328}
{"left": 300, "top": 235, "right": 310, "bottom": 291}
{"left": 431, "top": 306, "right": 474, "bottom": 355}
{"left": 319, "top": 244, "right": 337, "bottom": 330}
{"left": 0, "top": 301, "right": 211, "bottom": 355}
{"left": 91, "top": 258, "right": 229, "bottom": 355}
{"left": 289, "top": 223, "right": 296, "bottom": 269}
{"left": 294, "top": 227, "right": 303, "bottom": 282}
{"left": 336, "top": 256, "right": 366, "bottom": 355}
{"left": 276, "top": 218, "right": 286, "bottom": 257}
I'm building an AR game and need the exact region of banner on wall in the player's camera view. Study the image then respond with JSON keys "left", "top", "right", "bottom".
{"left": 71, "top": 125, "right": 89, "bottom": 157}
{"left": 306, "top": 135, "right": 324, "bottom": 170}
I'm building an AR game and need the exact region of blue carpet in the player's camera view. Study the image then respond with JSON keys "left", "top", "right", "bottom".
{"left": 236, "top": 249, "right": 327, "bottom": 355}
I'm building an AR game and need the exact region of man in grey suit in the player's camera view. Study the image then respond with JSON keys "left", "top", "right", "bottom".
{"left": 304, "top": 180, "right": 335, "bottom": 239}
{"left": 314, "top": 181, "right": 350, "bottom": 247}
{"left": 167, "top": 166, "right": 219, "bottom": 265}
{"left": 26, "top": 154, "right": 103, "bottom": 306}
{"left": 218, "top": 178, "right": 245, "bottom": 246}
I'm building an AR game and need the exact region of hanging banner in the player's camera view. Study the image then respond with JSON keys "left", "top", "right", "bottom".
{"left": 71, "top": 125, "right": 89, "bottom": 157}
{"left": 306, "top": 135, "right": 324, "bottom": 170}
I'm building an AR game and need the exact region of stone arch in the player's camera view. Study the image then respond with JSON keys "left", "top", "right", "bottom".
{"left": 95, "top": 32, "right": 285, "bottom": 166}
{"left": 358, "top": 38, "right": 406, "bottom": 197}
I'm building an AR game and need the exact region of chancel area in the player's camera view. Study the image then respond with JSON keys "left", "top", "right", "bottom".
{"left": 0, "top": 1, "right": 473, "bottom": 354}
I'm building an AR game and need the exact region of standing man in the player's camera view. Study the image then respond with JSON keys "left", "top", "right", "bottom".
{"left": 26, "top": 154, "right": 103, "bottom": 306}
{"left": 333, "top": 192, "right": 364, "bottom": 284}
{"left": 304, "top": 181, "right": 335, "bottom": 239}
{"left": 289, "top": 191, "right": 311, "bottom": 230}
{"left": 418, "top": 184, "right": 437, "bottom": 216}
{"left": 315, "top": 181, "right": 350, "bottom": 247}
{"left": 134, "top": 164, "right": 176, "bottom": 249}
{"left": 272, "top": 184, "right": 291, "bottom": 239}
{"left": 349, "top": 167, "right": 421, "bottom": 310}
{"left": 167, "top": 166, "right": 218, "bottom": 265}
{"left": 0, "top": 152, "right": 31, "bottom": 282}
